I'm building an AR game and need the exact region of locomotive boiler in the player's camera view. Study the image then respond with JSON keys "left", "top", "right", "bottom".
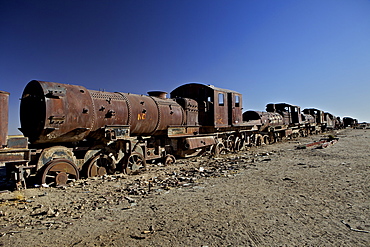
{"left": 20, "top": 80, "right": 186, "bottom": 144}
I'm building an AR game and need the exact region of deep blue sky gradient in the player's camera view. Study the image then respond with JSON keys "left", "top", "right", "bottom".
{"left": 1, "top": 0, "right": 370, "bottom": 134}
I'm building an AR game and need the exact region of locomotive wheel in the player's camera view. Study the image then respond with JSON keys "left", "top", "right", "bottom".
{"left": 256, "top": 135, "right": 263, "bottom": 146}
{"left": 234, "top": 137, "right": 244, "bottom": 152}
{"left": 163, "top": 154, "right": 176, "bottom": 166}
{"left": 263, "top": 135, "right": 270, "bottom": 145}
{"left": 83, "top": 154, "right": 115, "bottom": 178}
{"left": 225, "top": 135, "right": 235, "bottom": 151}
{"left": 39, "top": 159, "right": 79, "bottom": 187}
{"left": 123, "top": 152, "right": 147, "bottom": 175}
{"left": 212, "top": 143, "right": 227, "bottom": 157}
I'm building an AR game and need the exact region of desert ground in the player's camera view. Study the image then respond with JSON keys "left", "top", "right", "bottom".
{"left": 0, "top": 128, "right": 369, "bottom": 246}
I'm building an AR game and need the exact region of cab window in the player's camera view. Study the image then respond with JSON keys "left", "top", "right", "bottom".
{"left": 218, "top": 93, "right": 224, "bottom": 106}
{"left": 235, "top": 95, "right": 240, "bottom": 107}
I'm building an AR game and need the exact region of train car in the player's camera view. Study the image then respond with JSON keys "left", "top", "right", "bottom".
{"left": 266, "top": 103, "right": 303, "bottom": 126}
{"left": 243, "top": 103, "right": 315, "bottom": 142}
{"left": 324, "top": 112, "right": 336, "bottom": 130}
{"left": 242, "top": 110, "right": 289, "bottom": 144}
{"left": 17, "top": 80, "right": 230, "bottom": 187}
{"left": 0, "top": 91, "right": 30, "bottom": 188}
{"left": 343, "top": 117, "right": 358, "bottom": 128}
{"left": 170, "top": 83, "right": 259, "bottom": 152}
{"left": 242, "top": 111, "right": 284, "bottom": 132}
{"left": 265, "top": 103, "right": 310, "bottom": 138}
{"left": 302, "top": 108, "right": 327, "bottom": 133}
{"left": 3, "top": 81, "right": 251, "bottom": 188}
{"left": 170, "top": 83, "right": 244, "bottom": 131}
{"left": 0, "top": 80, "right": 346, "bottom": 189}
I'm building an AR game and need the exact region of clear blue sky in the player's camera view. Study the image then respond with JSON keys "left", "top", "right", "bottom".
{"left": 1, "top": 0, "right": 369, "bottom": 135}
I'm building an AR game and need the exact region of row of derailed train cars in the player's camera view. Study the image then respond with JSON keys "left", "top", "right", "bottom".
{"left": 0, "top": 81, "right": 359, "bottom": 189}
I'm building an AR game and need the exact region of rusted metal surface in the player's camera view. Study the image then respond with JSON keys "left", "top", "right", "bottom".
{"left": 301, "top": 113, "right": 315, "bottom": 124}
{"left": 89, "top": 90, "right": 130, "bottom": 133}
{"left": 2, "top": 80, "right": 351, "bottom": 189}
{"left": 243, "top": 111, "right": 284, "bottom": 131}
{"left": 20, "top": 80, "right": 94, "bottom": 143}
{"left": 83, "top": 154, "right": 115, "bottom": 177}
{"left": 284, "top": 129, "right": 293, "bottom": 137}
{"left": 171, "top": 83, "right": 243, "bottom": 129}
{"left": 149, "top": 94, "right": 185, "bottom": 135}
{"left": 0, "top": 148, "right": 31, "bottom": 163}
{"left": 171, "top": 84, "right": 213, "bottom": 127}
{"left": 20, "top": 80, "right": 186, "bottom": 144}
{"left": 174, "top": 98, "right": 199, "bottom": 126}
{"left": 297, "top": 138, "right": 339, "bottom": 149}
{"left": 214, "top": 90, "right": 229, "bottom": 127}
{"left": 267, "top": 103, "right": 303, "bottom": 125}
{"left": 36, "top": 146, "right": 76, "bottom": 171}
{"left": 318, "top": 139, "right": 338, "bottom": 149}
{"left": 0, "top": 90, "right": 9, "bottom": 149}
{"left": 122, "top": 152, "right": 146, "bottom": 175}
{"left": 303, "top": 108, "right": 325, "bottom": 124}
{"left": 147, "top": 91, "right": 167, "bottom": 99}
{"left": 103, "top": 125, "right": 130, "bottom": 141}
{"left": 39, "top": 159, "right": 79, "bottom": 187}
{"left": 116, "top": 92, "right": 185, "bottom": 136}
{"left": 167, "top": 126, "right": 200, "bottom": 137}
{"left": 297, "top": 140, "right": 327, "bottom": 149}
{"left": 227, "top": 92, "right": 243, "bottom": 126}
{"left": 6, "top": 136, "right": 28, "bottom": 149}
{"left": 163, "top": 154, "right": 176, "bottom": 165}
{"left": 183, "top": 136, "right": 217, "bottom": 150}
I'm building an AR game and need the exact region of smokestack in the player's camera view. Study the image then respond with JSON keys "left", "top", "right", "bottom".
{"left": 148, "top": 91, "right": 168, "bottom": 99}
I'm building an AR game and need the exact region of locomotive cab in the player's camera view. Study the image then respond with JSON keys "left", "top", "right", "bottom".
{"left": 171, "top": 83, "right": 243, "bottom": 132}
{"left": 266, "top": 103, "right": 303, "bottom": 126}
{"left": 303, "top": 108, "right": 325, "bottom": 125}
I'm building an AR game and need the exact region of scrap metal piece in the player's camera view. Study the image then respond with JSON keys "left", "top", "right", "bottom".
{"left": 297, "top": 138, "right": 339, "bottom": 149}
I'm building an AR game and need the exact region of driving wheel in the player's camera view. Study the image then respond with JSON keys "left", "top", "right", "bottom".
{"left": 83, "top": 154, "right": 115, "bottom": 177}
{"left": 39, "top": 159, "right": 79, "bottom": 187}
{"left": 122, "top": 152, "right": 146, "bottom": 175}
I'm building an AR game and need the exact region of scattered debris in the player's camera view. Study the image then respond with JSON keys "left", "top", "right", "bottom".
{"left": 297, "top": 140, "right": 327, "bottom": 149}
{"left": 341, "top": 220, "right": 370, "bottom": 233}
{"left": 297, "top": 137, "right": 339, "bottom": 149}
{"left": 130, "top": 235, "right": 146, "bottom": 240}
{"left": 317, "top": 138, "right": 338, "bottom": 149}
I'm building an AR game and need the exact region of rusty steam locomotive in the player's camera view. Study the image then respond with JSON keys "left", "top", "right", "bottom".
{"left": 0, "top": 80, "right": 348, "bottom": 188}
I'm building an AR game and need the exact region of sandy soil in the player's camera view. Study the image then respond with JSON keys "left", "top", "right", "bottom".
{"left": 0, "top": 128, "right": 369, "bottom": 246}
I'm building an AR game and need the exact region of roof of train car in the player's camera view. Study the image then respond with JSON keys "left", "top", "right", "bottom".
{"left": 172, "top": 83, "right": 241, "bottom": 94}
